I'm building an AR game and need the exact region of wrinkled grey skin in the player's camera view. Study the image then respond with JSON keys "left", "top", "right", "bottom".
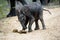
{"left": 16, "top": 2, "right": 46, "bottom": 32}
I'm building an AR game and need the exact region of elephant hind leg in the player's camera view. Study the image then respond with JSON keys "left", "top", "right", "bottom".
{"left": 34, "top": 19, "right": 40, "bottom": 30}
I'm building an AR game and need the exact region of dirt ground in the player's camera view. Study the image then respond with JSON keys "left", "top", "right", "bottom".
{"left": 0, "top": 7, "right": 60, "bottom": 40}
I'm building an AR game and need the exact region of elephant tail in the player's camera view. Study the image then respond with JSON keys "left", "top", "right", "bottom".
{"left": 43, "top": 9, "right": 52, "bottom": 15}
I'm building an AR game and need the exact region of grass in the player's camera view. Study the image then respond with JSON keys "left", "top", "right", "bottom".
{"left": 0, "top": 0, "right": 9, "bottom": 19}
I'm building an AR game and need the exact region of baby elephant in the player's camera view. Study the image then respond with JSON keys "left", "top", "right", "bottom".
{"left": 17, "top": 2, "right": 47, "bottom": 32}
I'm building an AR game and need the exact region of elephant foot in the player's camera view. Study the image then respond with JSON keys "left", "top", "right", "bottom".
{"left": 43, "top": 27, "right": 46, "bottom": 30}
{"left": 34, "top": 27, "right": 40, "bottom": 30}
{"left": 28, "top": 29, "right": 33, "bottom": 32}
{"left": 18, "top": 30, "right": 27, "bottom": 34}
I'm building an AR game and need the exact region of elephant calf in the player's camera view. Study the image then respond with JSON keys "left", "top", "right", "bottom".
{"left": 16, "top": 2, "right": 47, "bottom": 32}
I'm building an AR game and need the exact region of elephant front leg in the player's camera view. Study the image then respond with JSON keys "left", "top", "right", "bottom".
{"left": 28, "top": 16, "right": 35, "bottom": 32}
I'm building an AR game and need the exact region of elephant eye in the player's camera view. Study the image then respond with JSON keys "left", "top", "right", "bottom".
{"left": 22, "top": 11, "right": 25, "bottom": 15}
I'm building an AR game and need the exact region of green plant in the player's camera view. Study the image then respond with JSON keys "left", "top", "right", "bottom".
{"left": 0, "top": 0, "right": 9, "bottom": 19}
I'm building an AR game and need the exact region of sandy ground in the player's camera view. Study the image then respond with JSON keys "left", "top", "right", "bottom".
{"left": 0, "top": 7, "right": 60, "bottom": 40}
